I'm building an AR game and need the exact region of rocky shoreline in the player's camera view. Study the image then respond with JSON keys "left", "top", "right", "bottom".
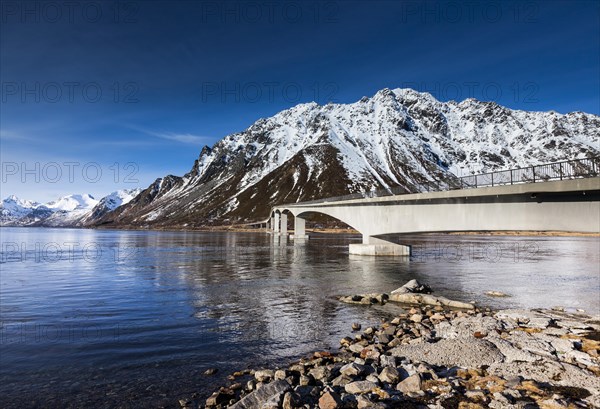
{"left": 181, "top": 282, "right": 600, "bottom": 409}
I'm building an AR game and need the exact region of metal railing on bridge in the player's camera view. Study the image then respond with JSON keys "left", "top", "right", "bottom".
{"left": 290, "top": 156, "right": 600, "bottom": 206}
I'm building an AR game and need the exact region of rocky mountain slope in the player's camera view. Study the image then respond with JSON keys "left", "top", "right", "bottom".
{"left": 1, "top": 190, "right": 141, "bottom": 227}
{"left": 93, "top": 88, "right": 599, "bottom": 228}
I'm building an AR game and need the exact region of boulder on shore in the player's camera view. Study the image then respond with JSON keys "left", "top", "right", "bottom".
{"left": 390, "top": 279, "right": 432, "bottom": 295}
{"left": 391, "top": 279, "right": 474, "bottom": 309}
{"left": 388, "top": 292, "right": 475, "bottom": 309}
{"left": 339, "top": 280, "right": 475, "bottom": 309}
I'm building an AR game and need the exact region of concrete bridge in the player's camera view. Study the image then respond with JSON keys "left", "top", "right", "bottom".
{"left": 269, "top": 159, "right": 600, "bottom": 255}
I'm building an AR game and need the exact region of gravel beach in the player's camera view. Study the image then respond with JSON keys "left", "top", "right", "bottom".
{"left": 182, "top": 282, "right": 600, "bottom": 409}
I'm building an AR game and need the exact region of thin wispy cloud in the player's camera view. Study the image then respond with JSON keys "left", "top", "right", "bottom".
{"left": 133, "top": 127, "right": 210, "bottom": 145}
{"left": 88, "top": 139, "right": 160, "bottom": 148}
{"left": 0, "top": 129, "right": 38, "bottom": 142}
{"left": 152, "top": 132, "right": 208, "bottom": 144}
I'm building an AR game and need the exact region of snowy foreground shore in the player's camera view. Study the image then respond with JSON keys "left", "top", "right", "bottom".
{"left": 184, "top": 282, "right": 600, "bottom": 409}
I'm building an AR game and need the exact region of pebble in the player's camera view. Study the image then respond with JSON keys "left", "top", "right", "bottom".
{"left": 282, "top": 391, "right": 299, "bottom": 409}
{"left": 396, "top": 373, "right": 422, "bottom": 393}
{"left": 409, "top": 314, "right": 423, "bottom": 323}
{"left": 378, "top": 366, "right": 400, "bottom": 383}
{"left": 318, "top": 391, "right": 342, "bottom": 409}
{"left": 365, "top": 374, "right": 380, "bottom": 384}
{"left": 340, "top": 363, "right": 365, "bottom": 377}
{"left": 299, "top": 375, "right": 311, "bottom": 386}
{"left": 254, "top": 369, "right": 274, "bottom": 382}
{"left": 430, "top": 312, "right": 446, "bottom": 321}
{"left": 345, "top": 381, "right": 378, "bottom": 394}
{"left": 274, "top": 370, "right": 287, "bottom": 380}
{"left": 379, "top": 355, "right": 396, "bottom": 367}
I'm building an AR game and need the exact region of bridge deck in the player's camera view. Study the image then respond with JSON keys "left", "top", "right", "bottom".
{"left": 282, "top": 177, "right": 600, "bottom": 208}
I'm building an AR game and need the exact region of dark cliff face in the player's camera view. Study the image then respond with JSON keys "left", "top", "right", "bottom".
{"left": 89, "top": 89, "right": 600, "bottom": 228}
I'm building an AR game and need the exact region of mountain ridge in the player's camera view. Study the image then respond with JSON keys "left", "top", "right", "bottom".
{"left": 90, "top": 88, "right": 600, "bottom": 228}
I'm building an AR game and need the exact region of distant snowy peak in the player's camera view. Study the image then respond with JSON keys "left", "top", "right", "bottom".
{"left": 46, "top": 194, "right": 98, "bottom": 212}
{"left": 97, "top": 189, "right": 142, "bottom": 211}
{"left": 0, "top": 189, "right": 142, "bottom": 227}
{"left": 1, "top": 195, "right": 43, "bottom": 223}
{"left": 1, "top": 195, "right": 41, "bottom": 211}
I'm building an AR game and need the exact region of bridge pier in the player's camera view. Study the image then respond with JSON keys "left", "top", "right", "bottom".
{"left": 291, "top": 216, "right": 309, "bottom": 240}
{"left": 280, "top": 213, "right": 288, "bottom": 236}
{"left": 349, "top": 236, "right": 411, "bottom": 256}
{"left": 272, "top": 213, "right": 280, "bottom": 234}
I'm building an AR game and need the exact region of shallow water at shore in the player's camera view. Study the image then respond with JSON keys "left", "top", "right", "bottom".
{"left": 0, "top": 228, "right": 598, "bottom": 407}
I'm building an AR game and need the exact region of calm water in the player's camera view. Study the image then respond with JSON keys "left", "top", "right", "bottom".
{"left": 0, "top": 227, "right": 598, "bottom": 408}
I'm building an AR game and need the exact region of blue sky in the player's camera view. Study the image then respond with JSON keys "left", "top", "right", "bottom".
{"left": 1, "top": 0, "right": 599, "bottom": 202}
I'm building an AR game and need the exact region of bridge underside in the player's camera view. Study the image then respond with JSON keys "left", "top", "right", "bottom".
{"left": 270, "top": 178, "right": 600, "bottom": 256}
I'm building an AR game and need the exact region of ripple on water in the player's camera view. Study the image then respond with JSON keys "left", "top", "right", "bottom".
{"left": 0, "top": 227, "right": 598, "bottom": 408}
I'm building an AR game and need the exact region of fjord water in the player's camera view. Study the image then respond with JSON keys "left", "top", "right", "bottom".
{"left": 1, "top": 228, "right": 598, "bottom": 407}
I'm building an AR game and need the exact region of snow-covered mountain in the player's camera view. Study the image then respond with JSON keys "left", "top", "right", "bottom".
{"left": 1, "top": 190, "right": 141, "bottom": 227}
{"left": 33, "top": 194, "right": 99, "bottom": 227}
{"left": 82, "top": 189, "right": 142, "bottom": 224}
{"left": 94, "top": 88, "right": 600, "bottom": 228}
{"left": 45, "top": 194, "right": 98, "bottom": 212}
{"left": 0, "top": 195, "right": 42, "bottom": 224}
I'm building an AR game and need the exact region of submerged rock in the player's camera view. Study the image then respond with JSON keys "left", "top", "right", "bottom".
{"left": 339, "top": 293, "right": 388, "bottom": 305}
{"left": 485, "top": 290, "right": 510, "bottom": 297}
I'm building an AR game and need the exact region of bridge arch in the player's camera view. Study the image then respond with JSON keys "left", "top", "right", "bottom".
{"left": 272, "top": 206, "right": 404, "bottom": 252}
{"left": 294, "top": 210, "right": 359, "bottom": 231}
{"left": 274, "top": 206, "right": 383, "bottom": 242}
